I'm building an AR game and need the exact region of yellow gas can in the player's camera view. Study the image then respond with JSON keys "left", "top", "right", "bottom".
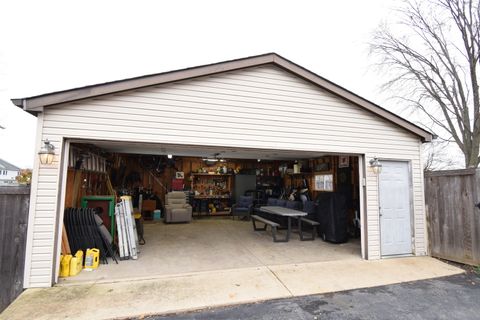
{"left": 69, "top": 250, "right": 83, "bottom": 276}
{"left": 60, "top": 254, "right": 72, "bottom": 277}
{"left": 84, "top": 248, "right": 100, "bottom": 270}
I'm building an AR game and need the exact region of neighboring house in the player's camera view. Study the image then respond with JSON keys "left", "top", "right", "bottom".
{"left": 12, "top": 53, "right": 432, "bottom": 288}
{"left": 0, "top": 159, "right": 20, "bottom": 186}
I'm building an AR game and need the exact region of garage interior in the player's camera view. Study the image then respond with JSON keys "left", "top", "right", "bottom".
{"left": 58, "top": 140, "right": 362, "bottom": 284}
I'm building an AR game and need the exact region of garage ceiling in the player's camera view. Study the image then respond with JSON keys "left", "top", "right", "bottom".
{"left": 72, "top": 140, "right": 348, "bottom": 161}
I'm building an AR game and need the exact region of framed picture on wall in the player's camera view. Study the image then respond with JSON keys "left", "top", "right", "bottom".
{"left": 175, "top": 171, "right": 185, "bottom": 179}
{"left": 339, "top": 156, "right": 349, "bottom": 168}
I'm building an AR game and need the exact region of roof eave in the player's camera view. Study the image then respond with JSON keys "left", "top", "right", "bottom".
{"left": 270, "top": 55, "right": 433, "bottom": 142}
{"left": 12, "top": 53, "right": 277, "bottom": 110}
{"left": 11, "top": 52, "right": 433, "bottom": 142}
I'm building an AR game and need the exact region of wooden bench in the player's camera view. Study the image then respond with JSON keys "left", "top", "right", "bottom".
{"left": 251, "top": 215, "right": 287, "bottom": 243}
{"left": 297, "top": 217, "right": 320, "bottom": 241}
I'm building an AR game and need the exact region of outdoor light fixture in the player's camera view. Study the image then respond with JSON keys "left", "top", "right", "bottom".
{"left": 369, "top": 157, "right": 382, "bottom": 174}
{"left": 38, "top": 139, "right": 55, "bottom": 165}
{"left": 167, "top": 154, "right": 173, "bottom": 159}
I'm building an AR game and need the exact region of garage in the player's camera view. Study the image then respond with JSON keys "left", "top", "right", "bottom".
{"left": 12, "top": 53, "right": 432, "bottom": 288}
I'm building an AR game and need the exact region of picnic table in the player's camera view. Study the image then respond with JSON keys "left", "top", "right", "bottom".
{"left": 259, "top": 206, "right": 307, "bottom": 242}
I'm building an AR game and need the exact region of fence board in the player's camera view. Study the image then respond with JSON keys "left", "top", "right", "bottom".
{"left": 0, "top": 186, "right": 30, "bottom": 313}
{"left": 425, "top": 169, "right": 480, "bottom": 265}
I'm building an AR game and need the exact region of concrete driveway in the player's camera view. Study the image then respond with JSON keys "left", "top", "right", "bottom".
{"left": 0, "top": 257, "right": 463, "bottom": 320}
{"left": 148, "top": 271, "right": 480, "bottom": 320}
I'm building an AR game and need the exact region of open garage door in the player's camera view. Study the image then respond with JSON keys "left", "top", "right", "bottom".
{"left": 57, "top": 140, "right": 363, "bottom": 285}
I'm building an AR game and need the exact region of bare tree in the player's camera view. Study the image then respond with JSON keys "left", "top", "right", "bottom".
{"left": 423, "top": 140, "right": 461, "bottom": 171}
{"left": 371, "top": 0, "right": 480, "bottom": 167}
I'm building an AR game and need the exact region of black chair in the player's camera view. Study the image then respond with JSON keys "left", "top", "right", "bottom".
{"left": 244, "top": 189, "right": 266, "bottom": 207}
{"left": 302, "top": 200, "right": 316, "bottom": 219}
{"left": 285, "top": 200, "right": 301, "bottom": 210}
{"left": 266, "top": 197, "right": 278, "bottom": 206}
{"left": 231, "top": 196, "right": 254, "bottom": 220}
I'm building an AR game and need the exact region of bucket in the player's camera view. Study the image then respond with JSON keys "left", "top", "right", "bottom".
{"left": 153, "top": 209, "right": 161, "bottom": 220}
{"left": 84, "top": 248, "right": 100, "bottom": 270}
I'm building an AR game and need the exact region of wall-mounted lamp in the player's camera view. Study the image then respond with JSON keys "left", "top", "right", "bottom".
{"left": 369, "top": 157, "right": 382, "bottom": 174}
{"left": 38, "top": 139, "right": 55, "bottom": 165}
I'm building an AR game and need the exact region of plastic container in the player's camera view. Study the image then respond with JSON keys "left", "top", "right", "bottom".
{"left": 84, "top": 248, "right": 100, "bottom": 270}
{"left": 153, "top": 209, "right": 161, "bottom": 220}
{"left": 293, "top": 164, "right": 301, "bottom": 174}
{"left": 69, "top": 250, "right": 83, "bottom": 276}
{"left": 60, "top": 254, "right": 72, "bottom": 277}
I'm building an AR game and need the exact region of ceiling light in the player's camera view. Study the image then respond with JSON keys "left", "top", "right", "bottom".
{"left": 167, "top": 154, "right": 173, "bottom": 159}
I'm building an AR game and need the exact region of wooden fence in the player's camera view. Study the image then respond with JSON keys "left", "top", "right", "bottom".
{"left": 0, "top": 186, "right": 30, "bottom": 313}
{"left": 424, "top": 169, "right": 480, "bottom": 265}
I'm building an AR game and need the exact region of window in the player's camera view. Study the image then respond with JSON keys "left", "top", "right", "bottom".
{"left": 314, "top": 174, "right": 334, "bottom": 192}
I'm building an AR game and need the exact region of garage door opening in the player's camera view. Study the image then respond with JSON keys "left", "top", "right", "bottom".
{"left": 57, "top": 140, "right": 363, "bottom": 285}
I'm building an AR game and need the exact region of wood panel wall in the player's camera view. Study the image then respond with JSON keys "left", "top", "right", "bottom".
{"left": 64, "top": 150, "right": 359, "bottom": 208}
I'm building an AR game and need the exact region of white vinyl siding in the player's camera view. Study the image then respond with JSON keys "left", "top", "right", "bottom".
{"left": 26, "top": 65, "right": 427, "bottom": 287}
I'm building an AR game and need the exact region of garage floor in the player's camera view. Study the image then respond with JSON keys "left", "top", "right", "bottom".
{"left": 58, "top": 217, "right": 361, "bottom": 285}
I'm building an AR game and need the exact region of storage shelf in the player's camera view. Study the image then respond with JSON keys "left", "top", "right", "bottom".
{"left": 193, "top": 210, "right": 231, "bottom": 217}
{"left": 194, "top": 195, "right": 231, "bottom": 199}
{"left": 191, "top": 173, "right": 232, "bottom": 176}
{"left": 286, "top": 172, "right": 314, "bottom": 175}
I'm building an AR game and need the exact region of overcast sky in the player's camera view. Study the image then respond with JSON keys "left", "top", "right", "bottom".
{"left": 1, "top": 0, "right": 409, "bottom": 168}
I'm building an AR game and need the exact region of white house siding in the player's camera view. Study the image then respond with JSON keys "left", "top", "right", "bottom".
{"left": 26, "top": 65, "right": 426, "bottom": 287}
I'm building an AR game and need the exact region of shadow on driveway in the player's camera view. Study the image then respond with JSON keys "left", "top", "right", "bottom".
{"left": 143, "top": 271, "right": 480, "bottom": 320}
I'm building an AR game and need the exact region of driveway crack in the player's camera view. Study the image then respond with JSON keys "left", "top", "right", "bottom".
{"left": 266, "top": 266, "right": 294, "bottom": 297}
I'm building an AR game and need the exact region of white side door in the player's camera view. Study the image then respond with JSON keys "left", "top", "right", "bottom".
{"left": 379, "top": 161, "right": 412, "bottom": 256}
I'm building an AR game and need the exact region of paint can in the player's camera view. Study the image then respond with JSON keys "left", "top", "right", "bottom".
{"left": 153, "top": 209, "right": 161, "bottom": 220}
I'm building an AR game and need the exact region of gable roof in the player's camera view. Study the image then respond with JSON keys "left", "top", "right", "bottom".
{"left": 0, "top": 159, "right": 20, "bottom": 171}
{"left": 11, "top": 53, "right": 432, "bottom": 142}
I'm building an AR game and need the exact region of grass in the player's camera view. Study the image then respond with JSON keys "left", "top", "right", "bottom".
{"left": 474, "top": 265, "right": 480, "bottom": 275}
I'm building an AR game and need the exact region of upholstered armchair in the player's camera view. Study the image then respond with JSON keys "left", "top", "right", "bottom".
{"left": 164, "top": 191, "right": 192, "bottom": 223}
{"left": 231, "top": 195, "right": 253, "bottom": 220}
